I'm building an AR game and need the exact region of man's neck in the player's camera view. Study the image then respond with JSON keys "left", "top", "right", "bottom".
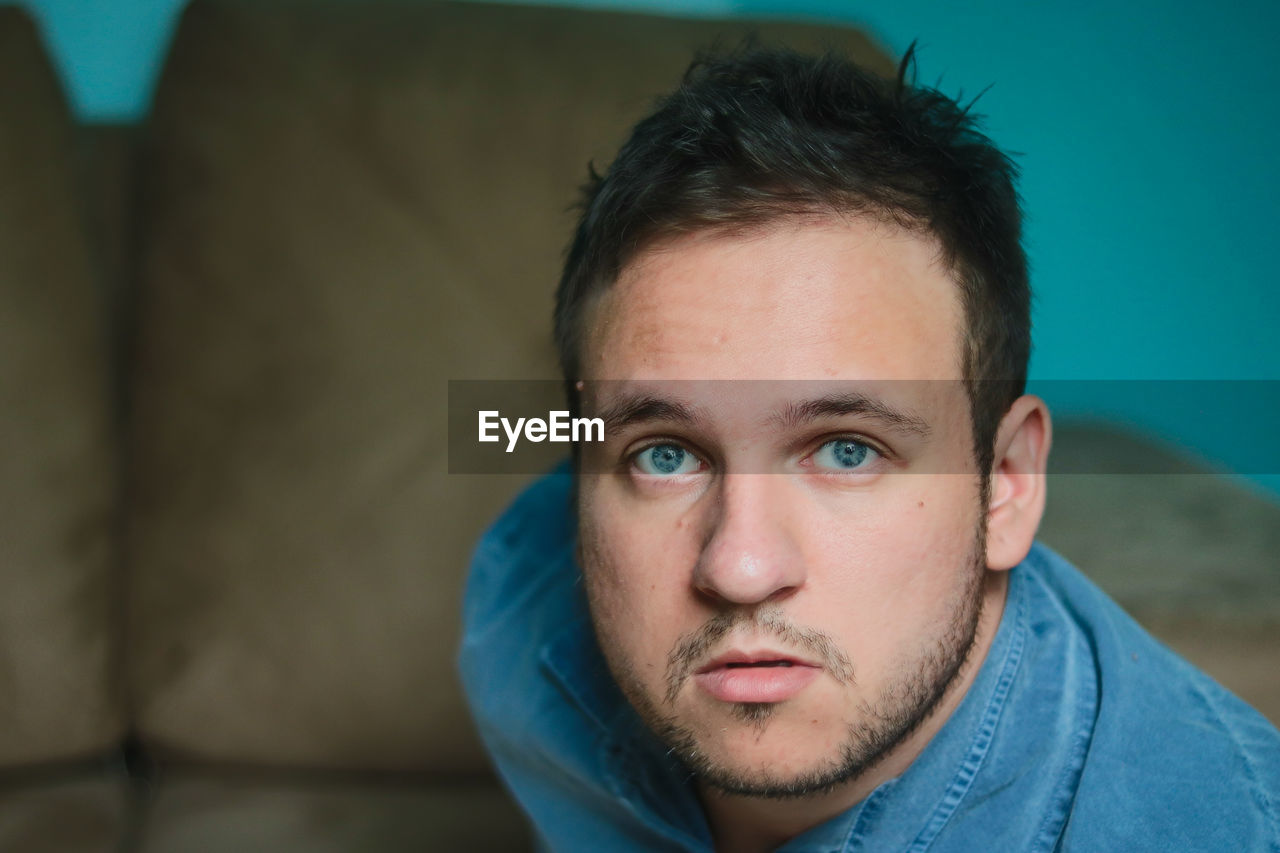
{"left": 696, "top": 570, "right": 1010, "bottom": 853}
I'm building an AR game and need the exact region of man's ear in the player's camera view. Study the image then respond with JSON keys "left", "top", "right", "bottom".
{"left": 985, "top": 395, "right": 1052, "bottom": 571}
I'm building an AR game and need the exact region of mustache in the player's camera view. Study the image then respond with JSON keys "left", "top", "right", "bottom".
{"left": 663, "top": 608, "right": 855, "bottom": 705}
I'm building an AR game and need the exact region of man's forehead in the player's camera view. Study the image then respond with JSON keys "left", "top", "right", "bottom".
{"left": 581, "top": 217, "right": 966, "bottom": 383}
{"left": 586, "top": 379, "right": 937, "bottom": 426}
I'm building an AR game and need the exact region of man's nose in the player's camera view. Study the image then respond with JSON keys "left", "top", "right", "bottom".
{"left": 692, "top": 475, "right": 805, "bottom": 606}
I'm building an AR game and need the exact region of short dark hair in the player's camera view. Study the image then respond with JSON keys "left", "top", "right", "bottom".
{"left": 554, "top": 44, "right": 1030, "bottom": 476}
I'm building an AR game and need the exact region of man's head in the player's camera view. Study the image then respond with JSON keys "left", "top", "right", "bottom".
{"left": 556, "top": 45, "right": 1031, "bottom": 476}
{"left": 555, "top": 46, "right": 1050, "bottom": 805}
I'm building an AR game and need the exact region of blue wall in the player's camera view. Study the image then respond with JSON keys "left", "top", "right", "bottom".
{"left": 7, "top": 0, "right": 1278, "bottom": 497}
{"left": 3, "top": 0, "right": 186, "bottom": 122}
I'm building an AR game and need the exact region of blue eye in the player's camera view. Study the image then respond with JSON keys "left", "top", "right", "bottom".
{"left": 634, "top": 444, "right": 700, "bottom": 476}
{"left": 812, "top": 438, "right": 876, "bottom": 471}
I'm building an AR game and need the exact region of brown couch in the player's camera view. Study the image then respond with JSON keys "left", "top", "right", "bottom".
{"left": 0, "top": 2, "right": 1275, "bottom": 850}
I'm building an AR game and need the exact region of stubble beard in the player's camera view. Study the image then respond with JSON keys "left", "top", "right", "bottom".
{"left": 587, "top": 525, "right": 989, "bottom": 801}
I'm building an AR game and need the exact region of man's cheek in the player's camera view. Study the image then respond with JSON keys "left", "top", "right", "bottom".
{"left": 581, "top": 514, "right": 657, "bottom": 623}
{"left": 583, "top": 512, "right": 693, "bottom": 655}
{"left": 578, "top": 521, "right": 627, "bottom": 611}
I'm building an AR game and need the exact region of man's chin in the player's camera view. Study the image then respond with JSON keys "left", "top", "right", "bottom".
{"left": 676, "top": 743, "right": 867, "bottom": 800}
{"left": 654, "top": 709, "right": 871, "bottom": 799}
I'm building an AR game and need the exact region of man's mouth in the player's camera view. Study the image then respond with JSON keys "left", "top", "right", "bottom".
{"left": 693, "top": 651, "right": 821, "bottom": 703}
{"left": 725, "top": 660, "right": 794, "bottom": 668}
{"left": 696, "top": 650, "right": 818, "bottom": 673}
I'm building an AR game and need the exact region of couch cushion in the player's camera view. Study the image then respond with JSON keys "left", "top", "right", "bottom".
{"left": 1040, "top": 422, "right": 1280, "bottom": 724}
{"left": 0, "top": 769, "right": 131, "bottom": 853}
{"left": 0, "top": 7, "right": 124, "bottom": 766}
{"left": 135, "top": 771, "right": 531, "bottom": 852}
{"left": 127, "top": 0, "right": 893, "bottom": 772}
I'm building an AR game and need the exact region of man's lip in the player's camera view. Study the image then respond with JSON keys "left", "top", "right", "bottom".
{"left": 692, "top": 650, "right": 823, "bottom": 703}
{"left": 694, "top": 649, "right": 821, "bottom": 674}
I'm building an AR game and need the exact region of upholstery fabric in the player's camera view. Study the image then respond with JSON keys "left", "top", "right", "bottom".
{"left": 0, "top": 771, "right": 130, "bottom": 853}
{"left": 126, "top": 0, "right": 894, "bottom": 772}
{"left": 1039, "top": 423, "right": 1280, "bottom": 722}
{"left": 134, "top": 771, "right": 531, "bottom": 852}
{"left": 0, "top": 7, "right": 124, "bottom": 766}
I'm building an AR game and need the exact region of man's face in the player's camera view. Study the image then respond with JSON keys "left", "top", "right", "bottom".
{"left": 575, "top": 217, "right": 990, "bottom": 797}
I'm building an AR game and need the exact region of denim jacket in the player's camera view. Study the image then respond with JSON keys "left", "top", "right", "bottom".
{"left": 459, "top": 469, "right": 1280, "bottom": 851}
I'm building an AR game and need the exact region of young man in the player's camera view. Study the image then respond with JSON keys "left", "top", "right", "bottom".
{"left": 459, "top": 47, "right": 1280, "bottom": 851}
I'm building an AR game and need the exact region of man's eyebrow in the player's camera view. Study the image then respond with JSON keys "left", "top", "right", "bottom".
{"left": 770, "top": 392, "right": 933, "bottom": 437}
{"left": 595, "top": 394, "right": 704, "bottom": 433}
